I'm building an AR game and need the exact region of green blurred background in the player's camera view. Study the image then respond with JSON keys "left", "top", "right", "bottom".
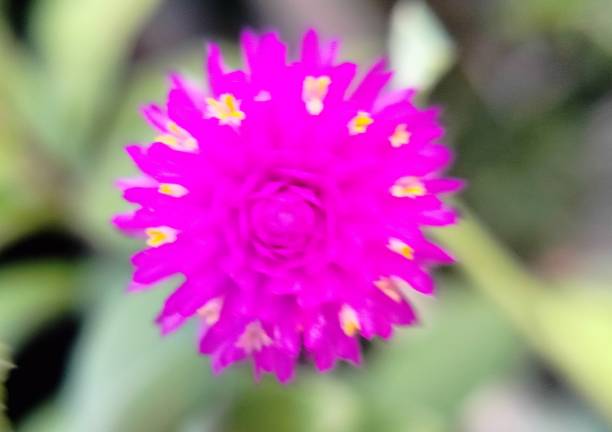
{"left": 1, "top": 0, "right": 612, "bottom": 431}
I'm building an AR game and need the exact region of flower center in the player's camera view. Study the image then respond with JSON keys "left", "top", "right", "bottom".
{"left": 250, "top": 188, "right": 317, "bottom": 252}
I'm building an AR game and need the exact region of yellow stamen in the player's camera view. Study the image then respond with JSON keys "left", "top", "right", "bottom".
{"left": 167, "top": 122, "right": 183, "bottom": 135}
{"left": 197, "top": 297, "right": 223, "bottom": 326}
{"left": 155, "top": 121, "right": 197, "bottom": 152}
{"left": 388, "top": 238, "right": 414, "bottom": 260}
{"left": 145, "top": 226, "right": 178, "bottom": 247}
{"left": 374, "top": 277, "right": 403, "bottom": 302}
{"left": 348, "top": 111, "right": 374, "bottom": 135}
{"left": 339, "top": 304, "right": 361, "bottom": 337}
{"left": 156, "top": 134, "right": 179, "bottom": 147}
{"left": 206, "top": 93, "right": 246, "bottom": 126}
{"left": 302, "top": 76, "right": 331, "bottom": 115}
{"left": 158, "top": 183, "right": 188, "bottom": 198}
{"left": 390, "top": 177, "right": 426, "bottom": 198}
{"left": 236, "top": 321, "right": 273, "bottom": 354}
{"left": 389, "top": 124, "right": 411, "bottom": 147}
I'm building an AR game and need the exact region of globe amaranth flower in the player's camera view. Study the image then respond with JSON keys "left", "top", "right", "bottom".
{"left": 113, "top": 29, "right": 463, "bottom": 382}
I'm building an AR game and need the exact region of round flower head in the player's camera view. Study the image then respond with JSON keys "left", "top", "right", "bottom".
{"left": 114, "top": 30, "right": 463, "bottom": 382}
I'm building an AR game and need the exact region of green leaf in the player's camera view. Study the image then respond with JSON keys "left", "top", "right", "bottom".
{"left": 578, "top": 1, "right": 612, "bottom": 56}
{"left": 532, "top": 288, "right": 612, "bottom": 424}
{"left": 0, "top": 7, "right": 36, "bottom": 114}
{"left": 18, "top": 401, "right": 65, "bottom": 432}
{"left": 0, "top": 17, "right": 58, "bottom": 249}
{"left": 0, "top": 121, "right": 56, "bottom": 251}
{"left": 29, "top": 0, "right": 164, "bottom": 164}
{"left": 50, "top": 263, "right": 242, "bottom": 432}
{"left": 389, "top": 0, "right": 456, "bottom": 95}
{"left": 0, "top": 262, "right": 78, "bottom": 348}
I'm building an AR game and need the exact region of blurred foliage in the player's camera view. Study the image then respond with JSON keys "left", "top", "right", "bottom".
{"left": 32, "top": 269, "right": 242, "bottom": 432}
{"left": 0, "top": 0, "right": 611, "bottom": 431}
{"left": 501, "top": 0, "right": 612, "bottom": 55}
{"left": 0, "top": 345, "right": 11, "bottom": 432}
{"left": 0, "top": 262, "right": 78, "bottom": 348}
{"left": 389, "top": 0, "right": 455, "bottom": 95}
{"left": 437, "top": 209, "right": 612, "bottom": 424}
{"left": 28, "top": 0, "right": 163, "bottom": 167}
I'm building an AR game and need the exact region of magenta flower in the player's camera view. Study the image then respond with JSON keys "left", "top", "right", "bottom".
{"left": 114, "top": 30, "right": 463, "bottom": 382}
